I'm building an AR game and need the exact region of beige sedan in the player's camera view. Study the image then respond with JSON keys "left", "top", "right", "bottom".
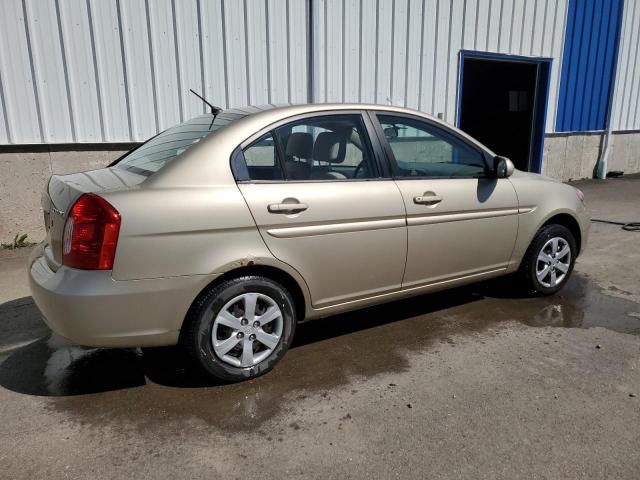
{"left": 29, "top": 104, "right": 590, "bottom": 382}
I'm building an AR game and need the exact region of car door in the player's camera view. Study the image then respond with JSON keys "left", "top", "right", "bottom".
{"left": 371, "top": 112, "right": 519, "bottom": 289}
{"left": 235, "top": 112, "right": 407, "bottom": 308}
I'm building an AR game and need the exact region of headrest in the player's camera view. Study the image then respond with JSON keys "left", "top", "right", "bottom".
{"left": 313, "top": 132, "right": 346, "bottom": 163}
{"left": 285, "top": 132, "right": 313, "bottom": 159}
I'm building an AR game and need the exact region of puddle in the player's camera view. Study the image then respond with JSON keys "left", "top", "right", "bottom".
{"left": 0, "top": 273, "right": 638, "bottom": 433}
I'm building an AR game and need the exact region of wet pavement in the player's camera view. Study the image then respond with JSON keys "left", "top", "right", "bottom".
{"left": 0, "top": 176, "right": 639, "bottom": 479}
{"left": 0, "top": 273, "right": 638, "bottom": 407}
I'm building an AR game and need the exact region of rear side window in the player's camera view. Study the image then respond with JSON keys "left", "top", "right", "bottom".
{"left": 242, "top": 133, "right": 285, "bottom": 180}
{"left": 237, "top": 114, "right": 378, "bottom": 182}
{"left": 114, "top": 112, "right": 252, "bottom": 176}
{"left": 116, "top": 115, "right": 214, "bottom": 176}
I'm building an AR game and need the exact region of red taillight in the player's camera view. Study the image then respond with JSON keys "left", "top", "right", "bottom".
{"left": 62, "top": 194, "right": 121, "bottom": 270}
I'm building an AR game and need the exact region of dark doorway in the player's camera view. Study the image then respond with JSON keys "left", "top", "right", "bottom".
{"left": 457, "top": 53, "right": 551, "bottom": 173}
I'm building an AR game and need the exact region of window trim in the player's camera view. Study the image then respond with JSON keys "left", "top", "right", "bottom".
{"left": 368, "top": 111, "right": 496, "bottom": 180}
{"left": 230, "top": 146, "right": 250, "bottom": 181}
{"left": 233, "top": 111, "right": 389, "bottom": 184}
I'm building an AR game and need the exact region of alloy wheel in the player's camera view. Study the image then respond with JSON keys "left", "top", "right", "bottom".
{"left": 211, "top": 293, "right": 283, "bottom": 368}
{"left": 535, "top": 236, "right": 571, "bottom": 288}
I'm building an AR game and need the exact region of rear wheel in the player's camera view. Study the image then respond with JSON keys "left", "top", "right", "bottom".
{"left": 183, "top": 276, "right": 296, "bottom": 382}
{"left": 520, "top": 224, "right": 576, "bottom": 296}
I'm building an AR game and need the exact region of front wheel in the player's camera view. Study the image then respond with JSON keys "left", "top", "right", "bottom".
{"left": 182, "top": 276, "right": 296, "bottom": 382}
{"left": 520, "top": 224, "right": 576, "bottom": 296}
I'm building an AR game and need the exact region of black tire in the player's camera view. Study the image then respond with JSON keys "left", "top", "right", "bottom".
{"left": 520, "top": 224, "right": 577, "bottom": 296}
{"left": 182, "top": 275, "right": 296, "bottom": 382}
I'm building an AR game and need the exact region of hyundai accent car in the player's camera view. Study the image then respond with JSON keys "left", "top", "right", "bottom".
{"left": 29, "top": 103, "right": 590, "bottom": 382}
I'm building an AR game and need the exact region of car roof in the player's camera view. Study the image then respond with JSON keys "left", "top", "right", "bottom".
{"left": 148, "top": 103, "right": 496, "bottom": 187}
{"left": 208, "top": 102, "right": 460, "bottom": 144}
{"left": 215, "top": 102, "right": 438, "bottom": 123}
{"left": 218, "top": 103, "right": 494, "bottom": 154}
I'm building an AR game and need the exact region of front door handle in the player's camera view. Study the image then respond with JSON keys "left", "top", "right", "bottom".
{"left": 414, "top": 192, "right": 442, "bottom": 205}
{"left": 268, "top": 202, "right": 308, "bottom": 214}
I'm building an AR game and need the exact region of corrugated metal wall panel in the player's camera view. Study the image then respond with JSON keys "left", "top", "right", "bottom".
{"left": 288, "top": 0, "right": 309, "bottom": 103}
{"left": 26, "top": 0, "right": 74, "bottom": 143}
{"left": 200, "top": 0, "right": 228, "bottom": 113}
{"left": 0, "top": 0, "right": 43, "bottom": 143}
{"left": 266, "top": 0, "right": 284, "bottom": 102}
{"left": 175, "top": 0, "right": 206, "bottom": 121}
{"left": 119, "top": 0, "right": 157, "bottom": 140}
{"left": 223, "top": 1, "right": 249, "bottom": 107}
{"left": 6, "top": 0, "right": 632, "bottom": 143}
{"left": 90, "top": 0, "right": 131, "bottom": 141}
{"left": 312, "top": 0, "right": 569, "bottom": 132}
{"left": 0, "top": 0, "right": 308, "bottom": 144}
{"left": 612, "top": 0, "right": 640, "bottom": 131}
{"left": 403, "top": 0, "right": 423, "bottom": 107}
{"left": 420, "top": 0, "right": 437, "bottom": 112}
{"left": 390, "top": 0, "right": 408, "bottom": 106}
{"left": 446, "top": 0, "right": 464, "bottom": 121}
{"left": 432, "top": 0, "right": 450, "bottom": 118}
{"left": 323, "top": 0, "right": 343, "bottom": 102}
{"left": 556, "top": 0, "right": 624, "bottom": 132}
{"left": 148, "top": 0, "right": 183, "bottom": 131}
{"left": 246, "top": 0, "right": 269, "bottom": 104}
{"left": 0, "top": 69, "right": 8, "bottom": 144}
{"left": 59, "top": 0, "right": 103, "bottom": 142}
{"left": 342, "top": 0, "right": 360, "bottom": 102}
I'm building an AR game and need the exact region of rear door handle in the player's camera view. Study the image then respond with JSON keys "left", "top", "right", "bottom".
{"left": 268, "top": 202, "right": 308, "bottom": 213}
{"left": 414, "top": 193, "right": 442, "bottom": 205}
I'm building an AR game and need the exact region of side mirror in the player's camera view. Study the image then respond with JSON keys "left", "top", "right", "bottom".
{"left": 494, "top": 156, "right": 515, "bottom": 178}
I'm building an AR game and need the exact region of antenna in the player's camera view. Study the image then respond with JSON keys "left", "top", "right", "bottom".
{"left": 189, "top": 89, "right": 222, "bottom": 129}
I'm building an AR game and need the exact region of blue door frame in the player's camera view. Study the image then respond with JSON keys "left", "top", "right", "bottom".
{"left": 456, "top": 51, "right": 552, "bottom": 174}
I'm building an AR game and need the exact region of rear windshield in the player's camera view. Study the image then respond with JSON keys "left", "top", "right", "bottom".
{"left": 115, "top": 112, "right": 244, "bottom": 176}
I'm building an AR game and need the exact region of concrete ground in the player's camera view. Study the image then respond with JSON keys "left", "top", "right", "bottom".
{"left": 0, "top": 176, "right": 639, "bottom": 479}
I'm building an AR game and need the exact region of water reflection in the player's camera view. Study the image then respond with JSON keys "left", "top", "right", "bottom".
{"left": 0, "top": 274, "right": 637, "bottom": 406}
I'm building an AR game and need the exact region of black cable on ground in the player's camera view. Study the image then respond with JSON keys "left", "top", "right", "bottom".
{"left": 591, "top": 219, "right": 640, "bottom": 232}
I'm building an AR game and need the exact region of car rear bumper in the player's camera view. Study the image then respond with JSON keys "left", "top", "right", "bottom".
{"left": 28, "top": 243, "right": 219, "bottom": 348}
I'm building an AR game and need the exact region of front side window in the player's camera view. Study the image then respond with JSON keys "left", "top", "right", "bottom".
{"left": 240, "top": 114, "right": 378, "bottom": 181}
{"left": 377, "top": 114, "right": 488, "bottom": 178}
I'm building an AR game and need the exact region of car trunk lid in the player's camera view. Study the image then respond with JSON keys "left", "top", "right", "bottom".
{"left": 42, "top": 168, "right": 145, "bottom": 268}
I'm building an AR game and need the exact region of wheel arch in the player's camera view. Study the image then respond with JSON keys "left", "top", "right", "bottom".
{"left": 540, "top": 212, "right": 582, "bottom": 255}
{"left": 514, "top": 209, "right": 583, "bottom": 273}
{"left": 181, "top": 262, "right": 309, "bottom": 338}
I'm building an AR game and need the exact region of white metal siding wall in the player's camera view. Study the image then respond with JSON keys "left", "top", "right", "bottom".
{"left": 0, "top": 0, "right": 308, "bottom": 144}
{"left": 0, "top": 0, "right": 578, "bottom": 144}
{"left": 612, "top": 0, "right": 640, "bottom": 131}
{"left": 312, "top": 0, "right": 569, "bottom": 133}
